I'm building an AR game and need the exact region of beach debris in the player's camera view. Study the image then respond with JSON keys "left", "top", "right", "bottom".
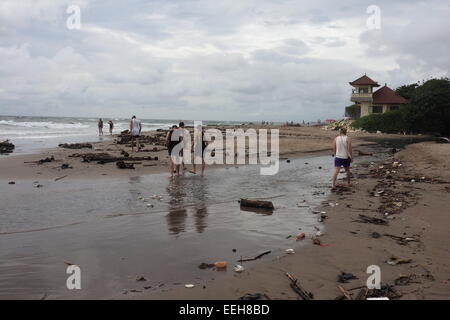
{"left": 238, "top": 250, "right": 271, "bottom": 262}
{"left": 386, "top": 256, "right": 412, "bottom": 266}
{"left": 355, "top": 287, "right": 369, "bottom": 300}
{"left": 0, "top": 140, "right": 15, "bottom": 154}
{"left": 24, "top": 156, "right": 55, "bottom": 165}
{"left": 285, "top": 248, "right": 295, "bottom": 254}
{"left": 136, "top": 276, "right": 147, "bottom": 282}
{"left": 239, "top": 198, "right": 274, "bottom": 210}
{"left": 185, "top": 284, "right": 195, "bottom": 288}
{"left": 60, "top": 163, "right": 72, "bottom": 170}
{"left": 54, "top": 175, "right": 68, "bottom": 182}
{"left": 296, "top": 232, "right": 305, "bottom": 240}
{"left": 338, "top": 272, "right": 358, "bottom": 283}
{"left": 285, "top": 272, "right": 314, "bottom": 300}
{"left": 367, "top": 284, "right": 402, "bottom": 300}
{"left": 116, "top": 161, "right": 135, "bottom": 169}
{"left": 238, "top": 293, "right": 270, "bottom": 300}
{"left": 69, "top": 152, "right": 158, "bottom": 164}
{"left": 312, "top": 236, "right": 321, "bottom": 245}
{"left": 214, "top": 261, "right": 228, "bottom": 269}
{"left": 121, "top": 150, "right": 130, "bottom": 157}
{"left": 34, "top": 183, "right": 43, "bottom": 188}
{"left": 383, "top": 234, "right": 419, "bottom": 245}
{"left": 198, "top": 263, "right": 215, "bottom": 269}
{"left": 436, "top": 137, "right": 449, "bottom": 144}
{"left": 337, "top": 285, "right": 352, "bottom": 300}
{"left": 371, "top": 232, "right": 382, "bottom": 239}
{"left": 58, "top": 143, "right": 93, "bottom": 149}
{"left": 394, "top": 274, "right": 418, "bottom": 286}
{"left": 8, "top": 181, "right": 15, "bottom": 185}
{"left": 355, "top": 214, "right": 388, "bottom": 225}
{"left": 146, "top": 203, "right": 154, "bottom": 208}
{"left": 233, "top": 265, "right": 245, "bottom": 273}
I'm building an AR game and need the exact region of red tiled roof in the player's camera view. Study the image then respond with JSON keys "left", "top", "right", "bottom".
{"left": 372, "top": 85, "right": 408, "bottom": 104}
{"left": 349, "top": 75, "right": 380, "bottom": 87}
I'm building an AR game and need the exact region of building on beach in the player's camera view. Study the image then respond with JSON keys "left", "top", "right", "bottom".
{"left": 349, "top": 75, "right": 407, "bottom": 118}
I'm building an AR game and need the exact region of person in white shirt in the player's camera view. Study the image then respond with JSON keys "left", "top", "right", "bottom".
{"left": 130, "top": 115, "right": 142, "bottom": 152}
{"left": 331, "top": 127, "right": 353, "bottom": 190}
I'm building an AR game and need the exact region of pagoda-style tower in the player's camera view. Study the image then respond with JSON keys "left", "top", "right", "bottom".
{"left": 349, "top": 75, "right": 380, "bottom": 117}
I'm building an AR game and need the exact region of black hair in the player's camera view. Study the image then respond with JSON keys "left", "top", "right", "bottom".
{"left": 132, "top": 115, "right": 136, "bottom": 119}
{"left": 179, "top": 121, "right": 185, "bottom": 127}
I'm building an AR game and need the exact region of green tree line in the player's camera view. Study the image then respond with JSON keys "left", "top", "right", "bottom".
{"left": 351, "top": 78, "right": 450, "bottom": 136}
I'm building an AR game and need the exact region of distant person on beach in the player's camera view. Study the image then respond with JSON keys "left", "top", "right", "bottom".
{"left": 108, "top": 120, "right": 114, "bottom": 135}
{"left": 191, "top": 124, "right": 207, "bottom": 176}
{"left": 98, "top": 118, "right": 103, "bottom": 136}
{"left": 166, "top": 125, "right": 180, "bottom": 178}
{"left": 130, "top": 116, "right": 142, "bottom": 152}
{"left": 331, "top": 127, "right": 353, "bottom": 190}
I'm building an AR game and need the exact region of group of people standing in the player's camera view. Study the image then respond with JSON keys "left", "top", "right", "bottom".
{"left": 98, "top": 119, "right": 114, "bottom": 136}
{"left": 166, "top": 122, "right": 207, "bottom": 179}
{"left": 98, "top": 115, "right": 353, "bottom": 187}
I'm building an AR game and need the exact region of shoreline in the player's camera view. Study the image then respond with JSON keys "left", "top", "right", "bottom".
{"left": 0, "top": 125, "right": 427, "bottom": 181}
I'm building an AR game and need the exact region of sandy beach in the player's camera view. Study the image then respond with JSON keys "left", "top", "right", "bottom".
{"left": 1, "top": 125, "right": 448, "bottom": 300}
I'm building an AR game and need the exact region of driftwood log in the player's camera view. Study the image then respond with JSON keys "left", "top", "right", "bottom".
{"left": 116, "top": 161, "right": 135, "bottom": 169}
{"left": 285, "top": 272, "right": 313, "bottom": 300}
{"left": 68, "top": 153, "right": 158, "bottom": 164}
{"left": 238, "top": 251, "right": 271, "bottom": 262}
{"left": 240, "top": 198, "right": 274, "bottom": 210}
{"left": 58, "top": 143, "right": 93, "bottom": 149}
{"left": 355, "top": 214, "right": 388, "bottom": 225}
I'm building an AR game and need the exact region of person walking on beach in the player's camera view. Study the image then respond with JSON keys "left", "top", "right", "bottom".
{"left": 98, "top": 118, "right": 104, "bottom": 136}
{"left": 166, "top": 125, "right": 180, "bottom": 178}
{"left": 191, "top": 124, "right": 207, "bottom": 176}
{"left": 178, "top": 121, "right": 186, "bottom": 172}
{"left": 130, "top": 115, "right": 142, "bottom": 152}
{"left": 108, "top": 120, "right": 114, "bottom": 135}
{"left": 331, "top": 127, "right": 353, "bottom": 190}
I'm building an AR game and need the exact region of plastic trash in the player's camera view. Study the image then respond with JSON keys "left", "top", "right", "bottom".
{"left": 233, "top": 265, "right": 245, "bottom": 273}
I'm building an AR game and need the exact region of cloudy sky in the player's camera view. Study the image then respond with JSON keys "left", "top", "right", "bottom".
{"left": 0, "top": 0, "right": 449, "bottom": 121}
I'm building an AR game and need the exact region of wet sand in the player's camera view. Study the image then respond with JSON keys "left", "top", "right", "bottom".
{"left": 136, "top": 141, "right": 450, "bottom": 300}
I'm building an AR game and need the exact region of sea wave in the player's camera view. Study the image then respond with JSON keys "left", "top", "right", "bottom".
{"left": 0, "top": 120, "right": 90, "bottom": 129}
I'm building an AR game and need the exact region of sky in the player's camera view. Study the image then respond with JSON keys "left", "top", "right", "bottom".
{"left": 0, "top": 0, "right": 449, "bottom": 122}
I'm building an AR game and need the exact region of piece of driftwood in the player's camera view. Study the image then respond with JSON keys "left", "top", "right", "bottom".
{"left": 24, "top": 156, "right": 55, "bottom": 165}
{"left": 285, "top": 272, "right": 313, "bottom": 300}
{"left": 355, "top": 214, "right": 388, "bottom": 225}
{"left": 54, "top": 175, "right": 68, "bottom": 181}
{"left": 240, "top": 198, "right": 274, "bottom": 210}
{"left": 59, "top": 143, "right": 93, "bottom": 149}
{"left": 116, "top": 161, "right": 135, "bottom": 169}
{"left": 337, "top": 285, "right": 352, "bottom": 300}
{"left": 355, "top": 287, "right": 368, "bottom": 300}
{"left": 383, "top": 234, "right": 418, "bottom": 244}
{"left": 238, "top": 250, "right": 271, "bottom": 262}
{"left": 69, "top": 153, "right": 158, "bottom": 164}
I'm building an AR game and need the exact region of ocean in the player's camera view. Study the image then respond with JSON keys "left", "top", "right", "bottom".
{"left": 0, "top": 115, "right": 236, "bottom": 154}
